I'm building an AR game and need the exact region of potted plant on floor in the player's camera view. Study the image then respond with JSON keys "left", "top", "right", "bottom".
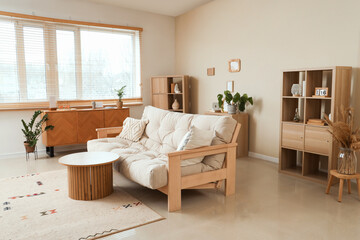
{"left": 115, "top": 86, "right": 126, "bottom": 109}
{"left": 21, "top": 110, "right": 54, "bottom": 153}
{"left": 325, "top": 107, "right": 360, "bottom": 174}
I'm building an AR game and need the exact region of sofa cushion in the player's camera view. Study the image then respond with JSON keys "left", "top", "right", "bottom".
{"left": 177, "top": 126, "right": 214, "bottom": 167}
{"left": 118, "top": 117, "right": 148, "bottom": 142}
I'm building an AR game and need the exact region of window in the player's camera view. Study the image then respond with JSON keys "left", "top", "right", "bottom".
{"left": 0, "top": 15, "right": 142, "bottom": 106}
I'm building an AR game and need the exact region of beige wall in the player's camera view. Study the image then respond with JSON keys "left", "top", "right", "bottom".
{"left": 175, "top": 0, "right": 360, "bottom": 163}
{"left": 0, "top": 0, "right": 175, "bottom": 158}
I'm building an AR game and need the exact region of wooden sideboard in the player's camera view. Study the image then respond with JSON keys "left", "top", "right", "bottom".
{"left": 205, "top": 111, "right": 248, "bottom": 157}
{"left": 42, "top": 108, "right": 129, "bottom": 156}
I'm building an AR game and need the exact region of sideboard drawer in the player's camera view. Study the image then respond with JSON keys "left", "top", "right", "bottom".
{"left": 305, "top": 126, "right": 331, "bottom": 155}
{"left": 282, "top": 123, "right": 304, "bottom": 150}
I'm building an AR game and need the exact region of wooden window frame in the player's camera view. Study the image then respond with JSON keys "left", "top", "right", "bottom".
{"left": 0, "top": 11, "right": 143, "bottom": 111}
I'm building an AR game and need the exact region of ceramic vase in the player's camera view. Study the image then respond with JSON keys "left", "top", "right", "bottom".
{"left": 172, "top": 99, "right": 180, "bottom": 110}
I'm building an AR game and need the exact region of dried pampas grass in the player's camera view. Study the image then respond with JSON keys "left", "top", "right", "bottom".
{"left": 324, "top": 106, "right": 360, "bottom": 151}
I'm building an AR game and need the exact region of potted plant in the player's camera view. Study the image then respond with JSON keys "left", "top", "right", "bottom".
{"left": 115, "top": 86, "right": 126, "bottom": 109}
{"left": 223, "top": 90, "right": 240, "bottom": 114}
{"left": 21, "top": 110, "right": 54, "bottom": 153}
{"left": 238, "top": 93, "right": 253, "bottom": 112}
{"left": 217, "top": 93, "right": 224, "bottom": 112}
{"left": 325, "top": 107, "right": 360, "bottom": 174}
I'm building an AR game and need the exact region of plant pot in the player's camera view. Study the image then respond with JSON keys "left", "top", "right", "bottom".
{"left": 116, "top": 101, "right": 123, "bottom": 109}
{"left": 24, "top": 142, "right": 35, "bottom": 153}
{"left": 337, "top": 148, "right": 357, "bottom": 175}
{"left": 227, "top": 104, "right": 237, "bottom": 114}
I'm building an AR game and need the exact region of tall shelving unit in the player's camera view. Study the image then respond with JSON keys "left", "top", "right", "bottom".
{"left": 279, "top": 67, "right": 352, "bottom": 184}
{"left": 151, "top": 75, "right": 190, "bottom": 113}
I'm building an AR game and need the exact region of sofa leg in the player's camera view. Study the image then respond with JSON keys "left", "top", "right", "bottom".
{"left": 225, "top": 147, "right": 236, "bottom": 196}
{"left": 168, "top": 155, "right": 182, "bottom": 212}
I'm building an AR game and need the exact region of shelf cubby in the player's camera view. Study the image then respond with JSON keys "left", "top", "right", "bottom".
{"left": 306, "top": 70, "right": 333, "bottom": 97}
{"left": 283, "top": 71, "right": 305, "bottom": 96}
{"left": 282, "top": 98, "right": 304, "bottom": 123}
{"left": 303, "top": 152, "right": 328, "bottom": 183}
{"left": 305, "top": 98, "right": 331, "bottom": 122}
{"left": 280, "top": 148, "right": 303, "bottom": 176}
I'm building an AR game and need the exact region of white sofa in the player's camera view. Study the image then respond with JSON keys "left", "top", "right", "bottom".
{"left": 88, "top": 106, "right": 240, "bottom": 211}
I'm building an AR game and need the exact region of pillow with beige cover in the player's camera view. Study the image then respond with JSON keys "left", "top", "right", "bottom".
{"left": 118, "top": 117, "right": 148, "bottom": 142}
{"left": 177, "top": 126, "right": 214, "bottom": 166}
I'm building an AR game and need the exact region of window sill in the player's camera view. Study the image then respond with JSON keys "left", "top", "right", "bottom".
{"left": 0, "top": 101, "right": 143, "bottom": 112}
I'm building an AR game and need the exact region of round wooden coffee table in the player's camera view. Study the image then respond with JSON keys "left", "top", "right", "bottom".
{"left": 59, "top": 152, "right": 119, "bottom": 201}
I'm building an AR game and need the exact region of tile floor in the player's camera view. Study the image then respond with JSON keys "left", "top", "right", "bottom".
{"left": 1, "top": 152, "right": 360, "bottom": 239}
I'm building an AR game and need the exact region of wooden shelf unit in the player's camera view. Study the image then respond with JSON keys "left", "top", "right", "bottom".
{"left": 151, "top": 75, "right": 190, "bottom": 113}
{"left": 279, "top": 67, "right": 352, "bottom": 184}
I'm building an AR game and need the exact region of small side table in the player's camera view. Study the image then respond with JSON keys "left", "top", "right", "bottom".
{"left": 59, "top": 152, "right": 119, "bottom": 200}
{"left": 326, "top": 169, "right": 360, "bottom": 202}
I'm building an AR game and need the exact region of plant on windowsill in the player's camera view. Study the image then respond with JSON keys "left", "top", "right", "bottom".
{"left": 21, "top": 110, "right": 54, "bottom": 153}
{"left": 115, "top": 86, "right": 126, "bottom": 109}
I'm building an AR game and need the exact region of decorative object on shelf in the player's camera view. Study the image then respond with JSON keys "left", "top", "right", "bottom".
{"left": 91, "top": 101, "right": 96, "bottom": 109}
{"left": 307, "top": 118, "right": 325, "bottom": 126}
{"left": 302, "top": 81, "right": 306, "bottom": 96}
{"left": 115, "top": 85, "right": 126, "bottom": 109}
{"left": 228, "top": 59, "right": 241, "bottom": 72}
{"left": 207, "top": 67, "right": 215, "bottom": 76}
{"left": 325, "top": 107, "right": 360, "bottom": 175}
{"left": 170, "top": 83, "right": 175, "bottom": 93}
{"left": 291, "top": 84, "right": 301, "bottom": 97}
{"left": 49, "top": 95, "right": 57, "bottom": 110}
{"left": 174, "top": 84, "right": 181, "bottom": 93}
{"left": 21, "top": 110, "right": 54, "bottom": 160}
{"left": 212, "top": 102, "right": 221, "bottom": 112}
{"left": 293, "top": 108, "right": 300, "bottom": 122}
{"left": 313, "top": 87, "right": 328, "bottom": 97}
{"left": 172, "top": 99, "right": 180, "bottom": 110}
{"left": 227, "top": 81, "right": 234, "bottom": 92}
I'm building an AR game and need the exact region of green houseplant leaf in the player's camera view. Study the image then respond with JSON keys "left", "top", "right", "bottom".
{"left": 217, "top": 94, "right": 224, "bottom": 110}
{"left": 21, "top": 111, "right": 54, "bottom": 147}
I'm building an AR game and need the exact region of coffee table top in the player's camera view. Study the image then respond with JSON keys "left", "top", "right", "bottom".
{"left": 59, "top": 152, "right": 119, "bottom": 167}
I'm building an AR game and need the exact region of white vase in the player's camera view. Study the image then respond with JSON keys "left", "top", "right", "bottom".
{"left": 172, "top": 99, "right": 180, "bottom": 110}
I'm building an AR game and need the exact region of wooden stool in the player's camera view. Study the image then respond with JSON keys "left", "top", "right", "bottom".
{"left": 326, "top": 169, "right": 360, "bottom": 202}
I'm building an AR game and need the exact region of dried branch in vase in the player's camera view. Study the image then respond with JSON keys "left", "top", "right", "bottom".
{"left": 324, "top": 106, "right": 360, "bottom": 151}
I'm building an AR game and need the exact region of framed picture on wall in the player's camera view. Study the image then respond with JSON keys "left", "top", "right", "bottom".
{"left": 228, "top": 59, "right": 241, "bottom": 72}
{"left": 227, "top": 81, "right": 234, "bottom": 92}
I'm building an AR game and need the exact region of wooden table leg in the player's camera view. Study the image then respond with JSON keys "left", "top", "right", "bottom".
{"left": 326, "top": 175, "right": 333, "bottom": 194}
{"left": 338, "top": 179, "right": 344, "bottom": 202}
{"left": 357, "top": 179, "right": 360, "bottom": 200}
{"left": 347, "top": 179, "right": 351, "bottom": 194}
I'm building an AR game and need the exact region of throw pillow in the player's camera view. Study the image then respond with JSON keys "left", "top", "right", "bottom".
{"left": 118, "top": 117, "right": 148, "bottom": 142}
{"left": 177, "top": 126, "right": 214, "bottom": 166}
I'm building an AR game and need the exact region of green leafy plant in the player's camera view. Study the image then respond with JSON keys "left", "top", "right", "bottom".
{"left": 216, "top": 91, "right": 253, "bottom": 112}
{"left": 238, "top": 93, "right": 253, "bottom": 112}
{"left": 115, "top": 86, "right": 126, "bottom": 101}
{"left": 21, "top": 110, "right": 54, "bottom": 147}
{"left": 217, "top": 93, "right": 224, "bottom": 111}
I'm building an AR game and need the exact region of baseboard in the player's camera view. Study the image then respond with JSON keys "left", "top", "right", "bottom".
{"left": 248, "top": 152, "right": 279, "bottom": 163}
{"left": 0, "top": 145, "right": 87, "bottom": 160}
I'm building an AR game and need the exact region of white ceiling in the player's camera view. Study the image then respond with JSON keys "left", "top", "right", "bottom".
{"left": 83, "top": 0, "right": 213, "bottom": 17}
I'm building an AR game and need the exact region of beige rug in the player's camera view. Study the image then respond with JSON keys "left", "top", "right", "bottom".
{"left": 0, "top": 170, "right": 164, "bottom": 239}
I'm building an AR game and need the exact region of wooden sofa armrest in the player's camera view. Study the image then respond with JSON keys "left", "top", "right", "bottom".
{"left": 96, "top": 126, "right": 123, "bottom": 139}
{"left": 167, "top": 142, "right": 237, "bottom": 161}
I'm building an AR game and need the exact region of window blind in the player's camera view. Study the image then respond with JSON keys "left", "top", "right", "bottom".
{"left": 0, "top": 14, "right": 142, "bottom": 106}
